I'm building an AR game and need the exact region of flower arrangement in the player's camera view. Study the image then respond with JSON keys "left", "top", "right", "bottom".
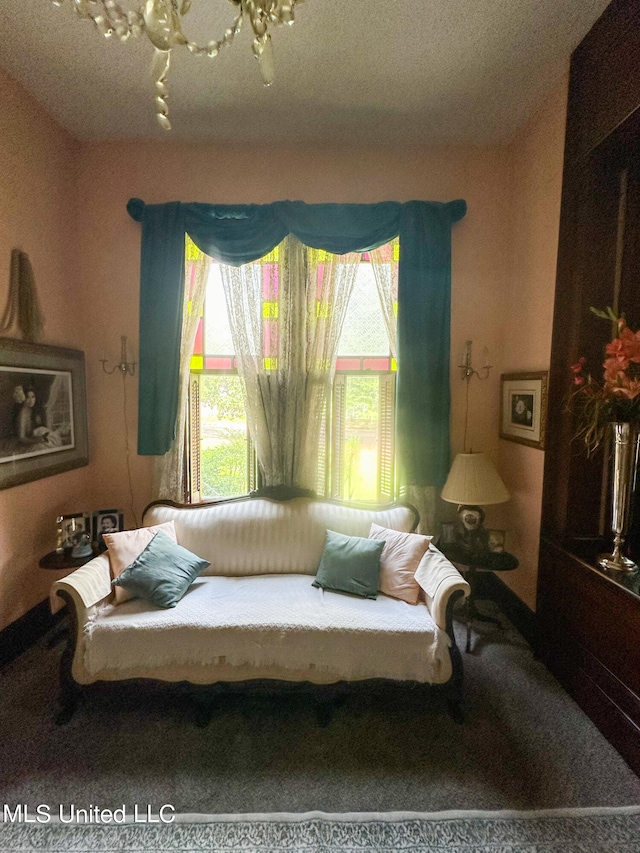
{"left": 570, "top": 307, "right": 640, "bottom": 452}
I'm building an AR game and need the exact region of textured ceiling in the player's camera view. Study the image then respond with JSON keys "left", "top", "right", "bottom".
{"left": 0, "top": 1, "right": 611, "bottom": 144}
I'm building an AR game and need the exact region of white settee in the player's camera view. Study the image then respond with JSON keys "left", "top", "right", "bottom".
{"left": 50, "top": 494, "right": 469, "bottom": 724}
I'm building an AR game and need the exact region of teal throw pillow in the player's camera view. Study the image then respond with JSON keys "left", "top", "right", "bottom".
{"left": 312, "top": 529, "right": 385, "bottom": 599}
{"left": 112, "top": 530, "right": 210, "bottom": 608}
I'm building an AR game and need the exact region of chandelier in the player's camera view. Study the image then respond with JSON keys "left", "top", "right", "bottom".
{"left": 52, "top": 0, "right": 303, "bottom": 130}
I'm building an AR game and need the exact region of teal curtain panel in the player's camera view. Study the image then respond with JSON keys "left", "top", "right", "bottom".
{"left": 127, "top": 198, "right": 467, "bottom": 487}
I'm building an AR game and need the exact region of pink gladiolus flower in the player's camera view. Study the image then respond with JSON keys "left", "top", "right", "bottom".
{"left": 621, "top": 327, "right": 640, "bottom": 362}
{"left": 571, "top": 310, "right": 640, "bottom": 453}
{"left": 603, "top": 357, "right": 625, "bottom": 384}
{"left": 606, "top": 328, "right": 640, "bottom": 364}
{"left": 609, "top": 377, "right": 640, "bottom": 399}
{"left": 605, "top": 336, "right": 630, "bottom": 367}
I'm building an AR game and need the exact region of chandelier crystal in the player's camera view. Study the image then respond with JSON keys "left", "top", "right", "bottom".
{"left": 52, "top": 0, "right": 303, "bottom": 130}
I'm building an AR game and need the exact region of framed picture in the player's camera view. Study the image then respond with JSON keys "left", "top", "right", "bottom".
{"left": 488, "top": 529, "right": 505, "bottom": 553}
{"left": 93, "top": 508, "right": 124, "bottom": 551}
{"left": 439, "top": 522, "right": 456, "bottom": 547}
{"left": 499, "top": 372, "right": 548, "bottom": 450}
{"left": 0, "top": 338, "right": 89, "bottom": 490}
{"left": 57, "top": 512, "right": 91, "bottom": 551}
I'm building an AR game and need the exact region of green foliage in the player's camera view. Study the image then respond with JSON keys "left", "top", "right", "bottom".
{"left": 200, "top": 375, "right": 245, "bottom": 421}
{"left": 346, "top": 376, "right": 378, "bottom": 425}
{"left": 344, "top": 435, "right": 362, "bottom": 499}
{"left": 590, "top": 306, "right": 618, "bottom": 322}
{"left": 200, "top": 429, "right": 247, "bottom": 498}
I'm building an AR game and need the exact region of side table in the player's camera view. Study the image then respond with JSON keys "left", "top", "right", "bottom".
{"left": 39, "top": 549, "right": 97, "bottom": 571}
{"left": 439, "top": 547, "right": 519, "bottom": 653}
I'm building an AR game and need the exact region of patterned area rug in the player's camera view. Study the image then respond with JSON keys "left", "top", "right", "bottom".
{"left": 2, "top": 807, "right": 640, "bottom": 852}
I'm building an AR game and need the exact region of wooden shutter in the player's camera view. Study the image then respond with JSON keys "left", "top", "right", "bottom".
{"left": 187, "top": 374, "right": 202, "bottom": 503}
{"left": 247, "top": 427, "right": 259, "bottom": 493}
{"left": 315, "top": 396, "right": 330, "bottom": 497}
{"left": 331, "top": 374, "right": 347, "bottom": 499}
{"left": 378, "top": 372, "right": 396, "bottom": 502}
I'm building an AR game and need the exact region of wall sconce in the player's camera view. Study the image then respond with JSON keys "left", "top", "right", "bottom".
{"left": 100, "top": 336, "right": 136, "bottom": 377}
{"left": 459, "top": 340, "right": 492, "bottom": 382}
{"left": 458, "top": 340, "right": 492, "bottom": 452}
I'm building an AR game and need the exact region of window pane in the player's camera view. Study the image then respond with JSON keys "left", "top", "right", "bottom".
{"left": 204, "top": 266, "right": 234, "bottom": 356}
{"left": 198, "top": 375, "right": 248, "bottom": 499}
{"left": 342, "top": 375, "right": 379, "bottom": 502}
{"left": 337, "top": 264, "right": 389, "bottom": 357}
{"left": 191, "top": 245, "right": 398, "bottom": 505}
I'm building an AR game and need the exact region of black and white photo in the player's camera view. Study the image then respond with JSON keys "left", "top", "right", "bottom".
{"left": 93, "top": 509, "right": 124, "bottom": 550}
{"left": 0, "top": 339, "right": 89, "bottom": 489}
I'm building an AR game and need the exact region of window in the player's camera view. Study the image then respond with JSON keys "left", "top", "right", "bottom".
{"left": 187, "top": 242, "right": 398, "bottom": 503}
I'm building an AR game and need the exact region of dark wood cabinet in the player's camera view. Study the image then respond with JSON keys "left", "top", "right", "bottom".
{"left": 565, "top": 0, "right": 640, "bottom": 165}
{"left": 537, "top": 0, "right": 640, "bottom": 776}
{"left": 538, "top": 540, "right": 640, "bottom": 774}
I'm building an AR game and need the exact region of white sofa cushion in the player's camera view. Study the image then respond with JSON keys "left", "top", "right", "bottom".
{"left": 368, "top": 523, "right": 432, "bottom": 605}
{"left": 84, "top": 574, "right": 452, "bottom": 684}
{"left": 144, "top": 498, "right": 417, "bottom": 578}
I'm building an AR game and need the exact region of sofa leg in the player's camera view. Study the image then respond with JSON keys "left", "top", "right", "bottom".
{"left": 190, "top": 691, "right": 223, "bottom": 727}
{"left": 55, "top": 689, "right": 79, "bottom": 725}
{"left": 194, "top": 704, "right": 213, "bottom": 728}
{"left": 56, "top": 661, "right": 80, "bottom": 725}
{"left": 315, "top": 699, "right": 335, "bottom": 727}
{"left": 446, "top": 695, "right": 464, "bottom": 724}
{"left": 55, "top": 595, "right": 80, "bottom": 725}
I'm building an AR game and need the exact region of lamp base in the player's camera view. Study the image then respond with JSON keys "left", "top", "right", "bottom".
{"left": 453, "top": 504, "right": 491, "bottom": 561}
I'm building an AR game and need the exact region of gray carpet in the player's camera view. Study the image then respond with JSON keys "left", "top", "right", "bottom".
{"left": 3, "top": 808, "right": 640, "bottom": 852}
{"left": 1, "top": 600, "right": 640, "bottom": 814}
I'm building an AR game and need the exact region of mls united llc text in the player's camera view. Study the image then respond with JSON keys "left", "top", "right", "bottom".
{"left": 3, "top": 804, "right": 176, "bottom": 824}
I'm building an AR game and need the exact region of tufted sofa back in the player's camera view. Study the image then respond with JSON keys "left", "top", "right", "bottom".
{"left": 143, "top": 497, "right": 417, "bottom": 577}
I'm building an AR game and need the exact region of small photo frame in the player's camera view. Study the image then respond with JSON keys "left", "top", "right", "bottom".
{"left": 57, "top": 512, "right": 90, "bottom": 551}
{"left": 93, "top": 508, "right": 124, "bottom": 551}
{"left": 499, "top": 372, "right": 548, "bottom": 450}
{"left": 488, "top": 529, "right": 506, "bottom": 553}
{"left": 439, "top": 522, "right": 456, "bottom": 547}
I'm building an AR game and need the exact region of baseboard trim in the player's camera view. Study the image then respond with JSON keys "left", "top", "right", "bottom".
{"left": 475, "top": 572, "right": 538, "bottom": 651}
{"left": 0, "top": 600, "right": 61, "bottom": 669}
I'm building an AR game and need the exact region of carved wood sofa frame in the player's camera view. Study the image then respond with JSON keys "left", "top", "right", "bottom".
{"left": 52, "top": 491, "right": 468, "bottom": 726}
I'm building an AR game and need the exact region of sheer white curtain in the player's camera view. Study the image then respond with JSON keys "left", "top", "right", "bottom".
{"left": 369, "top": 241, "right": 398, "bottom": 360}
{"left": 153, "top": 243, "right": 209, "bottom": 500}
{"left": 220, "top": 235, "right": 360, "bottom": 491}
{"left": 370, "top": 240, "right": 436, "bottom": 534}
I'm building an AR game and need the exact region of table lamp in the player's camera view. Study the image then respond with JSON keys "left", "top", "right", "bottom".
{"left": 441, "top": 452, "right": 510, "bottom": 559}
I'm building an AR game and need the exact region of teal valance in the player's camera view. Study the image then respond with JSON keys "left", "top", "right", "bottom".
{"left": 127, "top": 197, "right": 466, "bottom": 487}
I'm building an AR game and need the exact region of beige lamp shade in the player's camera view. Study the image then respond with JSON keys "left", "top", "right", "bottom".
{"left": 441, "top": 452, "right": 510, "bottom": 506}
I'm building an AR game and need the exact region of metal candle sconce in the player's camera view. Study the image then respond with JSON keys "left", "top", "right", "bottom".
{"left": 459, "top": 340, "right": 492, "bottom": 382}
{"left": 100, "top": 336, "right": 136, "bottom": 377}
{"left": 459, "top": 340, "right": 492, "bottom": 452}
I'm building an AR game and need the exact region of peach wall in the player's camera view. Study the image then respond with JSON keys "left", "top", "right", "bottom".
{"left": 0, "top": 63, "right": 568, "bottom": 631}
{"left": 494, "top": 75, "right": 569, "bottom": 610}
{"left": 75, "top": 139, "right": 514, "bottom": 538}
{"left": 0, "top": 68, "right": 93, "bottom": 630}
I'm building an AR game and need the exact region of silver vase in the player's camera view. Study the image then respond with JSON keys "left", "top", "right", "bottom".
{"left": 598, "top": 422, "right": 640, "bottom": 572}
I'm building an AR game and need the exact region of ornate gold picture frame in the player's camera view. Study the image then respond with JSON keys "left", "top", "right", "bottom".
{"left": 499, "top": 371, "right": 548, "bottom": 450}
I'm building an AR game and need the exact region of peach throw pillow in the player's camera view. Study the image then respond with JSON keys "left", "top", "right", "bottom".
{"left": 104, "top": 521, "right": 177, "bottom": 604}
{"left": 368, "top": 522, "right": 433, "bottom": 605}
